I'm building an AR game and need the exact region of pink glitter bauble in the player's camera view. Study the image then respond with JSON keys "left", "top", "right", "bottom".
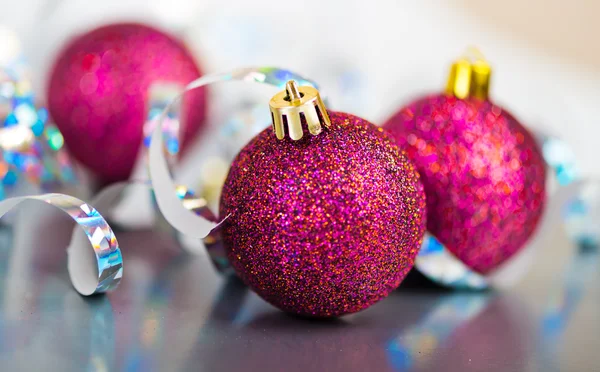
{"left": 384, "top": 94, "right": 546, "bottom": 274}
{"left": 47, "top": 23, "right": 206, "bottom": 183}
{"left": 219, "top": 111, "right": 427, "bottom": 317}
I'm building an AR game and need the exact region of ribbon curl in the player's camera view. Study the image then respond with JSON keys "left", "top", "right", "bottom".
{"left": 0, "top": 193, "right": 123, "bottom": 295}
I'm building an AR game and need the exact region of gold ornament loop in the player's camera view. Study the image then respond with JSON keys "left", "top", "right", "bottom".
{"left": 445, "top": 47, "right": 492, "bottom": 101}
{"left": 269, "top": 80, "right": 331, "bottom": 141}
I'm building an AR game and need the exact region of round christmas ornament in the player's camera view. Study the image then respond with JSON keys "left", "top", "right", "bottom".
{"left": 383, "top": 50, "right": 547, "bottom": 287}
{"left": 219, "top": 81, "right": 426, "bottom": 317}
{"left": 47, "top": 23, "right": 206, "bottom": 184}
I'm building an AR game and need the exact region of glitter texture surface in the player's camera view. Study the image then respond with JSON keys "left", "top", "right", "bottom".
{"left": 220, "top": 111, "right": 426, "bottom": 317}
{"left": 384, "top": 94, "right": 546, "bottom": 274}
{"left": 48, "top": 23, "right": 206, "bottom": 183}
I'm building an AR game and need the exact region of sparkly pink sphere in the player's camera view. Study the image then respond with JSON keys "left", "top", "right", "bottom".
{"left": 47, "top": 23, "right": 206, "bottom": 183}
{"left": 219, "top": 111, "right": 427, "bottom": 317}
{"left": 384, "top": 94, "right": 546, "bottom": 274}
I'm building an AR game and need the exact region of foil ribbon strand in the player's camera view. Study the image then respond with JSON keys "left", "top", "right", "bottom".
{"left": 149, "top": 67, "right": 319, "bottom": 239}
{"left": 0, "top": 193, "right": 123, "bottom": 295}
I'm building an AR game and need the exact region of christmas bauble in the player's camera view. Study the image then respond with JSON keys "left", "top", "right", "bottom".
{"left": 219, "top": 82, "right": 426, "bottom": 317}
{"left": 384, "top": 62, "right": 546, "bottom": 274}
{"left": 48, "top": 23, "right": 206, "bottom": 183}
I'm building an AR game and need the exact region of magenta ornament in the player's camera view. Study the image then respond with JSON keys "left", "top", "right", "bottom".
{"left": 384, "top": 94, "right": 546, "bottom": 274}
{"left": 47, "top": 23, "right": 206, "bottom": 183}
{"left": 220, "top": 111, "right": 427, "bottom": 317}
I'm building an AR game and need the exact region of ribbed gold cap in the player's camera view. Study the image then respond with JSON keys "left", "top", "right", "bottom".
{"left": 269, "top": 80, "right": 331, "bottom": 140}
{"left": 445, "top": 47, "right": 492, "bottom": 100}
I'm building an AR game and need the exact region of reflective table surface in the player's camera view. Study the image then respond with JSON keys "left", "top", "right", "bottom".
{"left": 0, "top": 202, "right": 598, "bottom": 372}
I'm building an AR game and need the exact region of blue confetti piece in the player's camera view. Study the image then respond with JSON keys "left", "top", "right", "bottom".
{"left": 2, "top": 170, "right": 18, "bottom": 185}
{"left": 37, "top": 108, "right": 48, "bottom": 123}
{"left": 14, "top": 95, "right": 34, "bottom": 106}
{"left": 3, "top": 151, "right": 15, "bottom": 164}
{"left": 421, "top": 235, "right": 444, "bottom": 255}
{"left": 32, "top": 119, "right": 45, "bottom": 136}
{"left": 4, "top": 113, "right": 18, "bottom": 126}
{"left": 166, "top": 138, "right": 180, "bottom": 154}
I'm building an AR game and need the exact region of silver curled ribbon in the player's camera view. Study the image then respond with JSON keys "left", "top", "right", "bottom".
{"left": 148, "top": 67, "right": 319, "bottom": 254}
{"left": 0, "top": 192, "right": 123, "bottom": 295}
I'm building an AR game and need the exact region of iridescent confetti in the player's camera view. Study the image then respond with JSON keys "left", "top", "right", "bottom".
{"left": 0, "top": 58, "right": 76, "bottom": 199}
{"left": 0, "top": 34, "right": 121, "bottom": 294}
{"left": 536, "top": 134, "right": 600, "bottom": 249}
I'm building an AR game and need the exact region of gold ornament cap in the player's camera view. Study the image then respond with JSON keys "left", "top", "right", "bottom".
{"left": 269, "top": 80, "right": 331, "bottom": 140}
{"left": 445, "top": 47, "right": 492, "bottom": 100}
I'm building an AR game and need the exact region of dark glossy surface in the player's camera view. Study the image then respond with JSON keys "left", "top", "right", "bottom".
{"left": 0, "top": 203, "right": 598, "bottom": 371}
